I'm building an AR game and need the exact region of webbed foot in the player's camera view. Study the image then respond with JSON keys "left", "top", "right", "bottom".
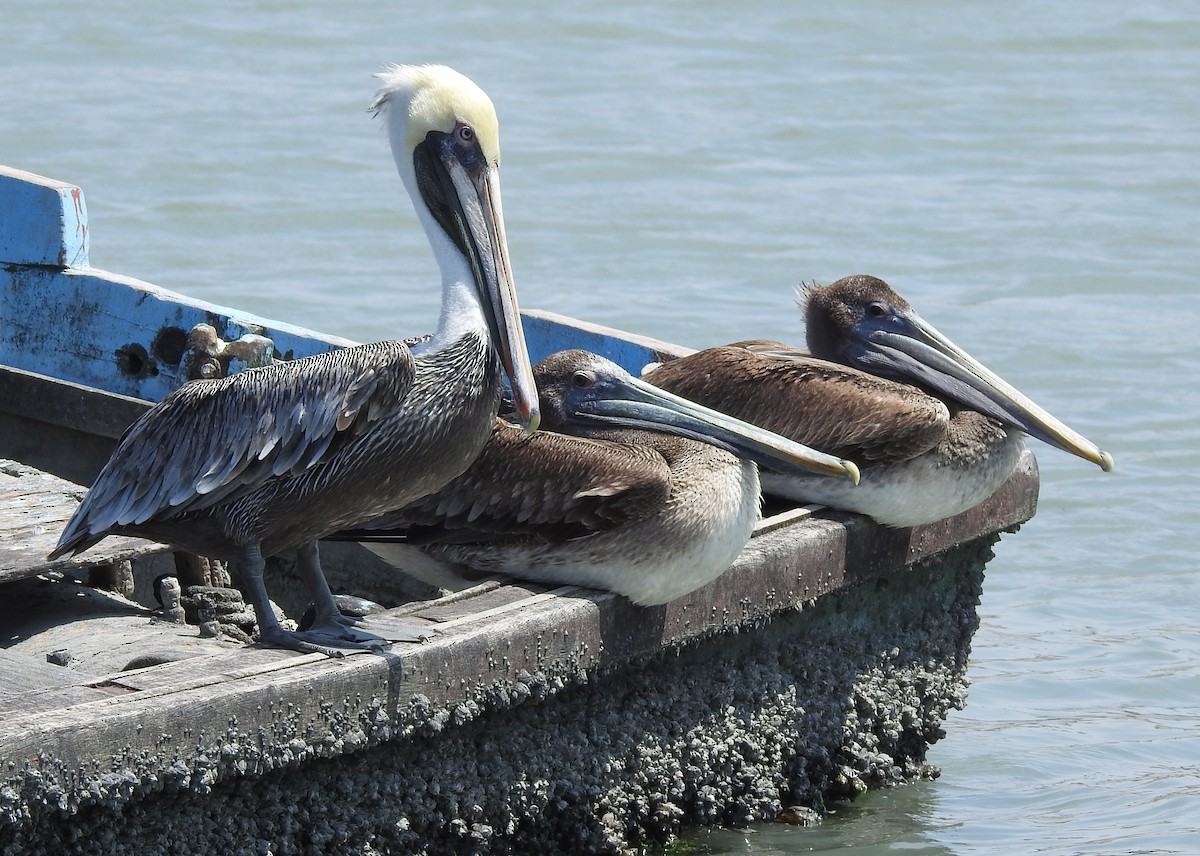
{"left": 300, "top": 596, "right": 437, "bottom": 644}
{"left": 257, "top": 622, "right": 390, "bottom": 658}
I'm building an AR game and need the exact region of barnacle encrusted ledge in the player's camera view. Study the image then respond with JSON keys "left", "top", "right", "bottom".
{"left": 2, "top": 536, "right": 994, "bottom": 856}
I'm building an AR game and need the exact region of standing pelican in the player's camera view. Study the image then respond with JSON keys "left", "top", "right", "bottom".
{"left": 339, "top": 350, "right": 859, "bottom": 605}
{"left": 48, "top": 65, "right": 540, "bottom": 655}
{"left": 645, "top": 275, "right": 1113, "bottom": 527}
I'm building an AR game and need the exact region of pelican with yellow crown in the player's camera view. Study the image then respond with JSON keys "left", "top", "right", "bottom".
{"left": 49, "top": 65, "right": 539, "bottom": 656}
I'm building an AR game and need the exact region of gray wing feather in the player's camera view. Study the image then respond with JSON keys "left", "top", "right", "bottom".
{"left": 50, "top": 342, "right": 414, "bottom": 558}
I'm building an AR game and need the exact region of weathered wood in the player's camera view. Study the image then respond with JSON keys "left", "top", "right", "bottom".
{"left": 414, "top": 579, "right": 557, "bottom": 623}
{"left": 0, "top": 458, "right": 170, "bottom": 583}
{"left": 0, "top": 649, "right": 93, "bottom": 695}
{"left": 0, "top": 683, "right": 111, "bottom": 718}
{"left": 0, "top": 364, "right": 150, "bottom": 439}
{"left": 0, "top": 451, "right": 1037, "bottom": 830}
{"left": 0, "top": 168, "right": 351, "bottom": 404}
{"left": 0, "top": 264, "right": 352, "bottom": 404}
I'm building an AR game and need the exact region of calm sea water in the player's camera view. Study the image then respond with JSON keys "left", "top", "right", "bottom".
{"left": 4, "top": 2, "right": 1198, "bottom": 853}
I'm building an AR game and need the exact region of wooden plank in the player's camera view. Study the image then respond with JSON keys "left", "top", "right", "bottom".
{"left": 0, "top": 265, "right": 352, "bottom": 404}
{"left": 0, "top": 364, "right": 150, "bottom": 440}
{"left": 86, "top": 646, "right": 310, "bottom": 694}
{"left": 0, "top": 685, "right": 114, "bottom": 718}
{"left": 0, "top": 648, "right": 96, "bottom": 694}
{"left": 0, "top": 650, "right": 114, "bottom": 715}
{"left": 0, "top": 684, "right": 118, "bottom": 718}
{"left": 0, "top": 449, "right": 1039, "bottom": 828}
{"left": 412, "top": 580, "right": 559, "bottom": 623}
{"left": 0, "top": 168, "right": 354, "bottom": 401}
{"left": 0, "top": 459, "right": 170, "bottom": 583}
{"left": 754, "top": 503, "right": 820, "bottom": 534}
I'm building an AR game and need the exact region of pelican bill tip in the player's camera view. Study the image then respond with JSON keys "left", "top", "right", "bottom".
{"left": 842, "top": 459, "right": 861, "bottom": 485}
{"left": 1098, "top": 450, "right": 1115, "bottom": 473}
{"left": 520, "top": 406, "right": 541, "bottom": 435}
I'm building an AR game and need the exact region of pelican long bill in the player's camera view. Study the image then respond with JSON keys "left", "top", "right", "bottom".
{"left": 577, "top": 371, "right": 860, "bottom": 483}
{"left": 416, "top": 127, "right": 539, "bottom": 432}
{"left": 858, "top": 309, "right": 1114, "bottom": 472}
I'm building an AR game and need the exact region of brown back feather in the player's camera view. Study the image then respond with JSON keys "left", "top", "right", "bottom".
{"left": 646, "top": 343, "right": 949, "bottom": 465}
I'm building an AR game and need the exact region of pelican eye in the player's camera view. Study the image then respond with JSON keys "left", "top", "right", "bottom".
{"left": 455, "top": 124, "right": 476, "bottom": 145}
{"left": 571, "top": 371, "right": 595, "bottom": 389}
{"left": 865, "top": 301, "right": 888, "bottom": 318}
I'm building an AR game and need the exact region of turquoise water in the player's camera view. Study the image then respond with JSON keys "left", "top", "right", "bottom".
{"left": 4, "top": 2, "right": 1198, "bottom": 852}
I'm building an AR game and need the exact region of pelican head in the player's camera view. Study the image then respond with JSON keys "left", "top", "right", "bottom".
{"left": 804, "top": 275, "right": 1114, "bottom": 471}
{"left": 534, "top": 350, "right": 859, "bottom": 482}
{"left": 373, "top": 64, "right": 539, "bottom": 432}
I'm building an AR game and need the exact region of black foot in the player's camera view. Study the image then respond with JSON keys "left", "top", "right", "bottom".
{"left": 299, "top": 598, "right": 436, "bottom": 644}
{"left": 365, "top": 616, "right": 439, "bottom": 644}
{"left": 257, "top": 622, "right": 390, "bottom": 658}
{"left": 299, "top": 596, "right": 380, "bottom": 632}
{"left": 321, "top": 612, "right": 435, "bottom": 644}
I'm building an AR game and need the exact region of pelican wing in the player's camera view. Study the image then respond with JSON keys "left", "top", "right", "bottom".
{"left": 50, "top": 342, "right": 416, "bottom": 558}
{"left": 353, "top": 419, "right": 673, "bottom": 545}
{"left": 647, "top": 343, "right": 950, "bottom": 465}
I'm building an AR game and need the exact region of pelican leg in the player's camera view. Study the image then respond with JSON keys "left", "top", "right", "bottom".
{"left": 296, "top": 542, "right": 362, "bottom": 627}
{"left": 290, "top": 542, "right": 392, "bottom": 652}
{"left": 237, "top": 544, "right": 380, "bottom": 658}
{"left": 297, "top": 542, "right": 437, "bottom": 646}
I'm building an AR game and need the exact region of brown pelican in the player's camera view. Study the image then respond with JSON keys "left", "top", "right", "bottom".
{"left": 48, "top": 65, "right": 540, "bottom": 655}
{"left": 339, "top": 350, "right": 859, "bottom": 605}
{"left": 645, "top": 275, "right": 1113, "bottom": 528}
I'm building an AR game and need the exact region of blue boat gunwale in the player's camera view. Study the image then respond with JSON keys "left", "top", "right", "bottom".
{"left": 2, "top": 164, "right": 684, "bottom": 410}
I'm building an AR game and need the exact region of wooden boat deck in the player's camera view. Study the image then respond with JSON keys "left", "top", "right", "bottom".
{"left": 1, "top": 458, "right": 171, "bottom": 585}
{"left": 0, "top": 451, "right": 1037, "bottom": 841}
{"left": 1, "top": 164, "right": 1040, "bottom": 853}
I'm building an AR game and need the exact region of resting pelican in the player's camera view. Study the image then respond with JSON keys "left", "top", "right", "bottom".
{"left": 338, "top": 350, "right": 859, "bottom": 605}
{"left": 49, "top": 65, "right": 540, "bottom": 655}
{"left": 645, "top": 275, "right": 1113, "bottom": 528}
